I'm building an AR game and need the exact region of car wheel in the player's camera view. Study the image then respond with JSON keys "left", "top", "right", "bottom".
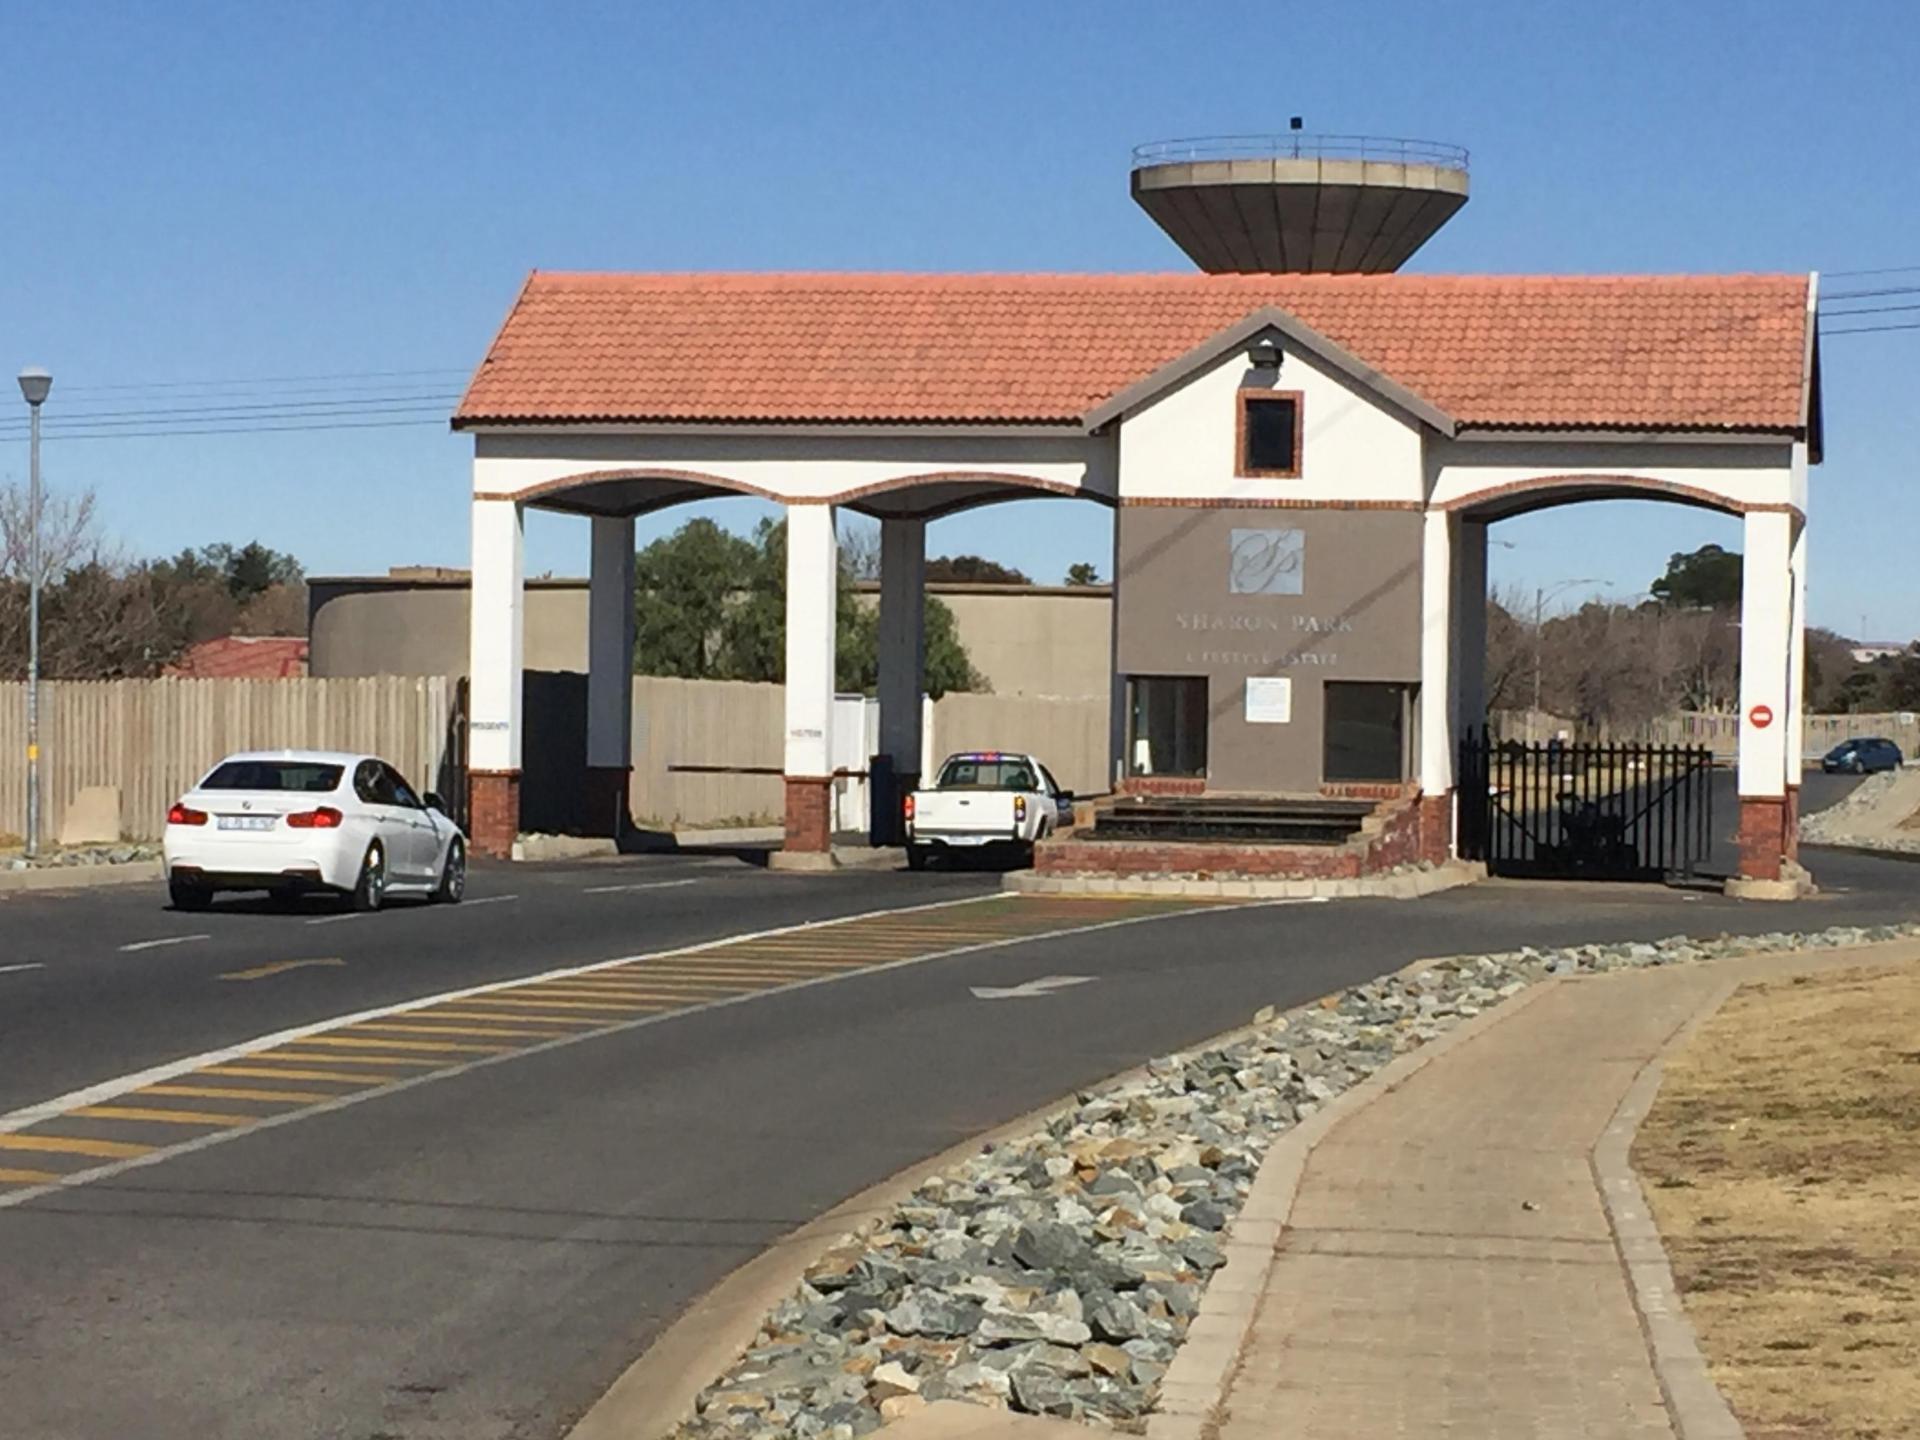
{"left": 906, "top": 845, "right": 931, "bottom": 872}
{"left": 435, "top": 837, "right": 466, "bottom": 904}
{"left": 168, "top": 878, "right": 211, "bottom": 912}
{"left": 1853, "top": 757, "right": 1867, "bottom": 775}
{"left": 351, "top": 844, "right": 386, "bottom": 913}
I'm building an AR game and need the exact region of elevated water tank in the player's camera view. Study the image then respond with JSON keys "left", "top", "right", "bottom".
{"left": 1131, "top": 134, "right": 1470, "bottom": 274}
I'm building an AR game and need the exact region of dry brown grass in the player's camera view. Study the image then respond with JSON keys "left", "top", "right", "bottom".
{"left": 1633, "top": 964, "right": 1920, "bottom": 1439}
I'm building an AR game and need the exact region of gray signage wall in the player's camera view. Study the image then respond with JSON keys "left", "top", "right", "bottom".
{"left": 1114, "top": 506, "right": 1423, "bottom": 792}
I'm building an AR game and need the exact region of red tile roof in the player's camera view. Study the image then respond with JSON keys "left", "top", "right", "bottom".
{"left": 163, "top": 636, "right": 309, "bottom": 680}
{"left": 454, "top": 271, "right": 1814, "bottom": 434}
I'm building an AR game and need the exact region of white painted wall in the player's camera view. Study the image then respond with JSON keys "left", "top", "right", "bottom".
{"left": 783, "top": 504, "right": 838, "bottom": 779}
{"left": 1419, "top": 509, "right": 1456, "bottom": 798}
{"left": 1115, "top": 345, "right": 1426, "bottom": 504}
{"left": 468, "top": 498, "right": 525, "bottom": 773}
{"left": 471, "top": 430, "right": 1116, "bottom": 507}
{"left": 1428, "top": 438, "right": 1799, "bottom": 514}
{"left": 1737, "top": 508, "right": 1794, "bottom": 798}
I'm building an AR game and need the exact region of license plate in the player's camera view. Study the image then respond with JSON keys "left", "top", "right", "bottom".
{"left": 217, "top": 815, "right": 276, "bottom": 832}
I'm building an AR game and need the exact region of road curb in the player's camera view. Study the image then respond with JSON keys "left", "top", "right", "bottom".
{"left": 1593, "top": 976, "right": 1749, "bottom": 1440}
{"left": 0, "top": 860, "right": 162, "bottom": 894}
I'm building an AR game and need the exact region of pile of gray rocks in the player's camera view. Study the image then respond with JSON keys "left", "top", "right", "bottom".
{"left": 4, "top": 843, "right": 159, "bottom": 871}
{"left": 674, "top": 921, "right": 1920, "bottom": 1438}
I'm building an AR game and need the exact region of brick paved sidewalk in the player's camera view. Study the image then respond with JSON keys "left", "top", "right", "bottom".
{"left": 1213, "top": 963, "right": 1728, "bottom": 1439}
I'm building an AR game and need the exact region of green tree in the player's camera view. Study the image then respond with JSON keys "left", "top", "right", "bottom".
{"left": 925, "top": 554, "right": 1031, "bottom": 585}
{"left": 1649, "top": 543, "right": 1742, "bottom": 610}
{"left": 1064, "top": 561, "right": 1101, "bottom": 586}
{"left": 631, "top": 517, "right": 984, "bottom": 696}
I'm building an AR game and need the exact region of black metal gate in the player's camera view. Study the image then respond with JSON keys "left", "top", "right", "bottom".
{"left": 1457, "top": 731, "right": 1715, "bottom": 881}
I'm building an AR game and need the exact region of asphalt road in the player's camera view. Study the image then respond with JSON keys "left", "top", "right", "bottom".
{"left": 1, "top": 784, "right": 1914, "bottom": 1440}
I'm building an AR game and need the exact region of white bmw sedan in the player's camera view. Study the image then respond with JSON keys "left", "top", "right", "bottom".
{"left": 163, "top": 750, "right": 466, "bottom": 912}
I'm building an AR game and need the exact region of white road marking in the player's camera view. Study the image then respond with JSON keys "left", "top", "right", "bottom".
{"left": 462, "top": 894, "right": 518, "bottom": 906}
{"left": 117, "top": 934, "right": 210, "bottom": 953}
{"left": 970, "top": 974, "right": 1096, "bottom": 1000}
{"left": 306, "top": 912, "right": 363, "bottom": 926}
{"left": 0, "top": 963, "right": 45, "bottom": 975}
{"left": 0, "top": 892, "right": 1295, "bottom": 1208}
{"left": 580, "top": 878, "right": 701, "bottom": 895}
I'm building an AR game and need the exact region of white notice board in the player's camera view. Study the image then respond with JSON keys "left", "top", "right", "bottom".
{"left": 1244, "top": 676, "right": 1293, "bottom": 724}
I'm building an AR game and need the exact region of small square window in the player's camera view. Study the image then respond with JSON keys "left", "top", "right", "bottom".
{"left": 1238, "top": 392, "right": 1302, "bottom": 477}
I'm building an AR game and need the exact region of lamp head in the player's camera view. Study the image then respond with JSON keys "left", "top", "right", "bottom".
{"left": 17, "top": 368, "right": 51, "bottom": 407}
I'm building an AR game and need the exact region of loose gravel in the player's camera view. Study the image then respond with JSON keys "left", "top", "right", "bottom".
{"left": 1800, "top": 769, "right": 1920, "bottom": 855}
{"left": 673, "top": 921, "right": 1920, "bottom": 1438}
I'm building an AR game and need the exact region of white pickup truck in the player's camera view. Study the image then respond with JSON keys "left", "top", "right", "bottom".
{"left": 904, "top": 751, "right": 1075, "bottom": 870}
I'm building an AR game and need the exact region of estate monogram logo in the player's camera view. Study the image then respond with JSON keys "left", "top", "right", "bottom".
{"left": 1228, "top": 527, "right": 1304, "bottom": 596}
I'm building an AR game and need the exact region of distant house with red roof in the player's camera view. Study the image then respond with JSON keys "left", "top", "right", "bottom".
{"left": 163, "top": 635, "right": 309, "bottom": 679}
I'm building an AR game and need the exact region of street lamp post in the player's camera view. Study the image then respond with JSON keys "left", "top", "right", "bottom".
{"left": 1531, "top": 577, "right": 1609, "bottom": 728}
{"left": 17, "top": 367, "right": 51, "bottom": 860}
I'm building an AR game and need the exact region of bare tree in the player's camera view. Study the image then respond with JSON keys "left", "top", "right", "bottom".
{"left": 837, "top": 517, "right": 883, "bottom": 582}
{"left": 1483, "top": 586, "right": 1532, "bottom": 713}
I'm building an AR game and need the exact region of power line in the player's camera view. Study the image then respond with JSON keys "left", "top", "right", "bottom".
{"left": 49, "top": 366, "right": 470, "bottom": 396}
{"left": 1820, "top": 319, "right": 1920, "bottom": 336}
{"left": 1820, "top": 302, "right": 1920, "bottom": 319}
{"left": 1821, "top": 283, "right": 1920, "bottom": 301}
{"left": 1824, "top": 264, "right": 1920, "bottom": 278}
{"left": 0, "top": 391, "right": 463, "bottom": 431}
{"left": 8, "top": 416, "right": 451, "bottom": 443}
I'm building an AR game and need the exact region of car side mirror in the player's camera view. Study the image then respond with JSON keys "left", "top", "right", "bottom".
{"left": 424, "top": 791, "right": 447, "bottom": 814}
{"left": 1057, "top": 790, "right": 1076, "bottom": 803}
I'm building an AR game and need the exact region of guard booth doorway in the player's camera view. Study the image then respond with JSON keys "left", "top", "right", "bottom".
{"left": 1456, "top": 733, "right": 1716, "bottom": 882}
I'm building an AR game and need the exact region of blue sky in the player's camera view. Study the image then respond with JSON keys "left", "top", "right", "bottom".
{"left": 1, "top": 2, "right": 1915, "bottom": 637}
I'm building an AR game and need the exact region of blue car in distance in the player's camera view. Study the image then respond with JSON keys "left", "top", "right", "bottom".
{"left": 1821, "top": 737, "right": 1904, "bottom": 774}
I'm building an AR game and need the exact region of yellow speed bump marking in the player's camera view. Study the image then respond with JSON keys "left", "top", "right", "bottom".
{"left": 0, "top": 1133, "right": 154, "bottom": 1159}
{"left": 300, "top": 1035, "right": 508, "bottom": 1055}
{"left": 245, "top": 1049, "right": 443, "bottom": 1067}
{"left": 71, "top": 1105, "right": 255, "bottom": 1128}
{"left": 203, "top": 1064, "right": 406, "bottom": 1084}
{"left": 408, "top": 1009, "right": 589, "bottom": 1028}
{"left": 1, "top": 1167, "right": 63, "bottom": 1183}
{"left": 220, "top": 958, "right": 347, "bottom": 982}
{"left": 441, "top": 995, "right": 659, "bottom": 1015}
{"left": 140, "top": 1083, "right": 332, "bottom": 1104}
{"left": 350, "top": 1020, "right": 564, "bottom": 1040}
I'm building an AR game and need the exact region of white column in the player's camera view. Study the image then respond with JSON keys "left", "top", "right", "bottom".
{"left": 1737, "top": 509, "right": 1793, "bottom": 800}
{"left": 468, "top": 497, "right": 525, "bottom": 774}
{"left": 783, "top": 503, "right": 838, "bottom": 779}
{"left": 876, "top": 516, "right": 926, "bottom": 781}
{"left": 1418, "top": 508, "right": 1456, "bottom": 794}
{"left": 587, "top": 514, "right": 636, "bottom": 769}
{"left": 1786, "top": 516, "right": 1808, "bottom": 783}
{"left": 1453, "top": 519, "right": 1489, "bottom": 740}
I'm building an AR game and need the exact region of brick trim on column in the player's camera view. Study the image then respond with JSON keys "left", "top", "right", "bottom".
{"left": 583, "top": 766, "right": 633, "bottom": 840}
{"left": 469, "top": 769, "right": 521, "bottom": 860}
{"left": 1782, "top": 784, "right": 1800, "bottom": 864}
{"left": 1738, "top": 795, "right": 1788, "bottom": 881}
{"left": 783, "top": 776, "right": 834, "bottom": 853}
{"left": 1416, "top": 790, "right": 1454, "bottom": 866}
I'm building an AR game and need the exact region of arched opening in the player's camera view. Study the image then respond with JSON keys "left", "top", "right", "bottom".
{"left": 467, "top": 466, "right": 1116, "bottom": 857}
{"left": 1444, "top": 478, "right": 1803, "bottom": 886}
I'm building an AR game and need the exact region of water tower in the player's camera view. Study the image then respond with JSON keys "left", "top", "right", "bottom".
{"left": 1131, "top": 129, "right": 1469, "bottom": 273}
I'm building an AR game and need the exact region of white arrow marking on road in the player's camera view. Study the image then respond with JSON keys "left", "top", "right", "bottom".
{"left": 0, "top": 963, "right": 44, "bottom": 975}
{"left": 970, "top": 974, "right": 1097, "bottom": 1000}
{"left": 119, "top": 934, "right": 210, "bottom": 953}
